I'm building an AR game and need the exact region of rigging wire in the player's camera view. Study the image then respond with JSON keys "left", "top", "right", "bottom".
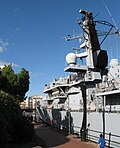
{"left": 115, "top": 35, "right": 118, "bottom": 60}
{"left": 103, "top": 0, "right": 119, "bottom": 30}
{"left": 108, "top": 36, "right": 112, "bottom": 59}
{"left": 103, "top": 0, "right": 119, "bottom": 61}
{"left": 117, "top": 37, "right": 120, "bottom": 61}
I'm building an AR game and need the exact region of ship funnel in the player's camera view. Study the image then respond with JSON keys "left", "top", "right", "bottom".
{"left": 66, "top": 53, "right": 76, "bottom": 66}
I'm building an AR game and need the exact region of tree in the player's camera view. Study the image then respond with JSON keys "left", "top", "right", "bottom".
{"left": 0, "top": 91, "right": 21, "bottom": 144}
{"left": 17, "top": 68, "right": 30, "bottom": 101}
{"left": 0, "top": 65, "right": 34, "bottom": 145}
{"left": 0, "top": 91, "right": 34, "bottom": 144}
{"left": 0, "top": 65, "right": 30, "bottom": 102}
{"left": 1, "top": 65, "right": 17, "bottom": 95}
{"left": 0, "top": 69, "right": 9, "bottom": 91}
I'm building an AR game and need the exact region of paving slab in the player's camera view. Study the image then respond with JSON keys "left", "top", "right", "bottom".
{"left": 34, "top": 123, "right": 98, "bottom": 148}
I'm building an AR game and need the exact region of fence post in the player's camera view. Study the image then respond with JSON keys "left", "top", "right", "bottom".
{"left": 108, "top": 132, "right": 111, "bottom": 148}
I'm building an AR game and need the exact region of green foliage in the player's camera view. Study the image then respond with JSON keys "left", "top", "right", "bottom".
{"left": 0, "top": 91, "right": 34, "bottom": 145}
{"left": 0, "top": 91, "right": 21, "bottom": 144}
{"left": 0, "top": 66, "right": 34, "bottom": 145}
{"left": 0, "top": 65, "right": 30, "bottom": 102}
{"left": 0, "top": 69, "right": 9, "bottom": 91}
{"left": 17, "top": 68, "right": 30, "bottom": 101}
{"left": 11, "top": 116, "right": 34, "bottom": 142}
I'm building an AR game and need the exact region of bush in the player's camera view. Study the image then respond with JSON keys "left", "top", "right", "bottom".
{"left": 11, "top": 116, "right": 35, "bottom": 142}
{"left": 0, "top": 114, "right": 9, "bottom": 144}
{"left": 0, "top": 91, "right": 34, "bottom": 144}
{"left": 0, "top": 91, "right": 18, "bottom": 144}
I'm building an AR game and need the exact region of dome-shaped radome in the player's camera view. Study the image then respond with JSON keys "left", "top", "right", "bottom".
{"left": 66, "top": 53, "right": 76, "bottom": 65}
{"left": 110, "top": 59, "right": 119, "bottom": 68}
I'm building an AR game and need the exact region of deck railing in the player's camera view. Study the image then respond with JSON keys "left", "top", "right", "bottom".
{"left": 72, "top": 125, "right": 120, "bottom": 148}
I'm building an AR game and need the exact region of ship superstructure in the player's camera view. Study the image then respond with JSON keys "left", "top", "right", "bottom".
{"left": 37, "top": 9, "right": 120, "bottom": 148}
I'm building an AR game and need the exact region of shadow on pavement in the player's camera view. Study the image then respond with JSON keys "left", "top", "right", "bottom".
{"left": 34, "top": 123, "right": 70, "bottom": 148}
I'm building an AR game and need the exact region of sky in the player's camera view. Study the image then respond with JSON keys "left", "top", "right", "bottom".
{"left": 0, "top": 0, "right": 120, "bottom": 97}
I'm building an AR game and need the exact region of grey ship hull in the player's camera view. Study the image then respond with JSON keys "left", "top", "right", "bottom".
{"left": 37, "top": 106, "right": 120, "bottom": 148}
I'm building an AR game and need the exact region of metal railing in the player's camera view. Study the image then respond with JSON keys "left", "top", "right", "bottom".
{"left": 36, "top": 107, "right": 120, "bottom": 148}
{"left": 87, "top": 129, "right": 120, "bottom": 148}
{"left": 72, "top": 125, "right": 120, "bottom": 148}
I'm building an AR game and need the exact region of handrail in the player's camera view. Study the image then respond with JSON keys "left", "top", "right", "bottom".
{"left": 72, "top": 125, "right": 120, "bottom": 148}
{"left": 36, "top": 106, "right": 120, "bottom": 148}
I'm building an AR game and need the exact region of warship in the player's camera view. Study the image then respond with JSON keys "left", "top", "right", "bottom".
{"left": 36, "top": 9, "right": 120, "bottom": 148}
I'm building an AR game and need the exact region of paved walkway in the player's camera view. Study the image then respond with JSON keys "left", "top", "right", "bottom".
{"left": 34, "top": 123, "right": 98, "bottom": 148}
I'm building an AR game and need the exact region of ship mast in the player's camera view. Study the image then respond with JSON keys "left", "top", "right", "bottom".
{"left": 78, "top": 9, "right": 108, "bottom": 73}
{"left": 64, "top": 9, "right": 109, "bottom": 142}
{"left": 78, "top": 9, "right": 100, "bottom": 68}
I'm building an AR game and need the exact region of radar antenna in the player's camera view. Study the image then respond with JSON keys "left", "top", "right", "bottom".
{"left": 64, "top": 34, "right": 83, "bottom": 41}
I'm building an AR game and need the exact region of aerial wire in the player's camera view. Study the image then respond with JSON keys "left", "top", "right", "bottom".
{"left": 108, "top": 36, "right": 112, "bottom": 59}
{"left": 103, "top": 0, "right": 119, "bottom": 61}
{"left": 115, "top": 35, "right": 119, "bottom": 60}
{"left": 103, "top": 0, "right": 119, "bottom": 30}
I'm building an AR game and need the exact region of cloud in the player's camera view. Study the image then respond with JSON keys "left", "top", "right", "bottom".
{"left": 0, "top": 61, "right": 21, "bottom": 68}
{"left": 15, "top": 27, "right": 21, "bottom": 31}
{"left": 0, "top": 47, "right": 4, "bottom": 53}
{"left": 13, "top": 27, "right": 21, "bottom": 34}
{"left": 0, "top": 40, "right": 9, "bottom": 53}
{"left": 14, "top": 8, "right": 19, "bottom": 13}
{"left": 0, "top": 61, "right": 8, "bottom": 66}
{"left": 30, "top": 72, "right": 45, "bottom": 78}
{"left": 11, "top": 63, "right": 21, "bottom": 68}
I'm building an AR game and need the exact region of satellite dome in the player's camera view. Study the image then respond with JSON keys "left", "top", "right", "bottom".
{"left": 66, "top": 53, "right": 76, "bottom": 65}
{"left": 110, "top": 59, "right": 118, "bottom": 68}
